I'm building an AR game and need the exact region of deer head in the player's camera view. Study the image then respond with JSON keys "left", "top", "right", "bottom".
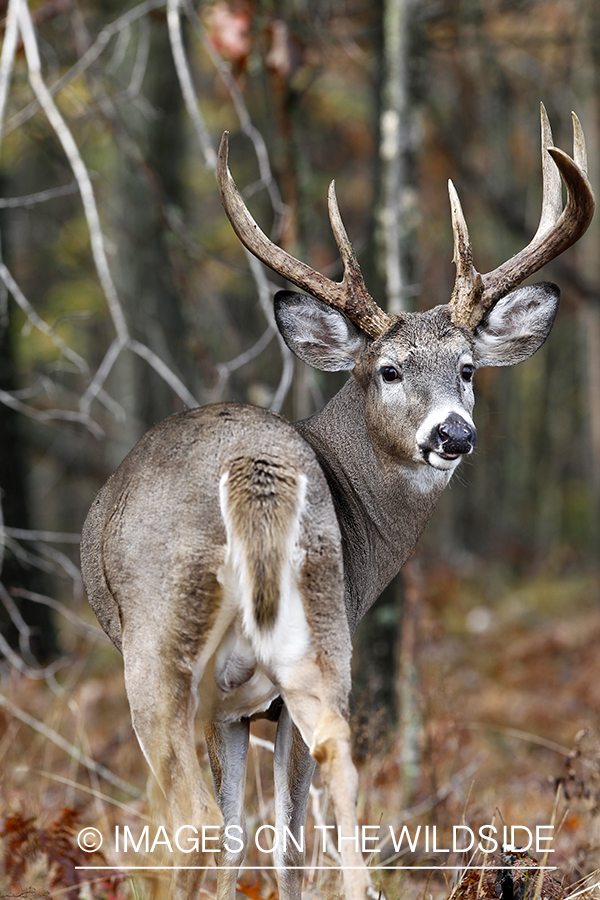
{"left": 218, "top": 104, "right": 594, "bottom": 473}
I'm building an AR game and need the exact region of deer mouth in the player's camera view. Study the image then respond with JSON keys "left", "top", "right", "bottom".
{"left": 421, "top": 447, "right": 464, "bottom": 470}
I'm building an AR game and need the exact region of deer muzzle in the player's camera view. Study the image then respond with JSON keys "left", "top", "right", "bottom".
{"left": 436, "top": 414, "right": 477, "bottom": 459}
{"left": 417, "top": 410, "right": 477, "bottom": 468}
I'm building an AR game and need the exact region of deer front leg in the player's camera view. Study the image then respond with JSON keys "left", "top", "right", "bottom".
{"left": 273, "top": 705, "right": 316, "bottom": 900}
{"left": 204, "top": 718, "right": 250, "bottom": 900}
{"left": 123, "top": 641, "right": 222, "bottom": 900}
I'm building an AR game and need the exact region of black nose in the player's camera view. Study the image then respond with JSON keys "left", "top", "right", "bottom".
{"left": 437, "top": 415, "right": 477, "bottom": 455}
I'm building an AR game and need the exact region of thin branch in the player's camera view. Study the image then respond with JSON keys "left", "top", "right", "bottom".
{"left": 34, "top": 543, "right": 84, "bottom": 597}
{"left": 0, "top": 629, "right": 46, "bottom": 677}
{"left": 97, "top": 387, "right": 127, "bottom": 421}
{"left": 0, "top": 181, "right": 79, "bottom": 208}
{"left": 168, "top": 0, "right": 293, "bottom": 413}
{"left": 128, "top": 339, "right": 200, "bottom": 408}
{"left": 0, "top": 691, "right": 142, "bottom": 797}
{"left": 0, "top": 387, "right": 104, "bottom": 437}
{"left": 0, "top": 581, "right": 37, "bottom": 664}
{"left": 376, "top": 0, "right": 411, "bottom": 314}
{"left": 107, "top": 21, "right": 132, "bottom": 75}
{"left": 39, "top": 771, "right": 152, "bottom": 820}
{"left": 5, "top": 535, "right": 65, "bottom": 575}
{"left": 183, "top": 0, "right": 286, "bottom": 231}
{"left": 0, "top": 262, "right": 89, "bottom": 374}
{"left": 310, "top": 785, "right": 343, "bottom": 868}
{"left": 211, "top": 325, "right": 276, "bottom": 404}
{"left": 216, "top": 326, "right": 275, "bottom": 377}
{"left": 125, "top": 16, "right": 151, "bottom": 100}
{"left": 167, "top": 0, "right": 217, "bottom": 169}
{"left": 0, "top": 0, "right": 20, "bottom": 153}
{"left": 11, "top": 588, "right": 109, "bottom": 641}
{"left": 4, "top": 0, "right": 167, "bottom": 137}
{"left": 245, "top": 252, "right": 294, "bottom": 414}
{"left": 7, "top": 375, "right": 57, "bottom": 401}
{"left": 249, "top": 734, "right": 275, "bottom": 752}
{"left": 466, "top": 722, "right": 573, "bottom": 757}
{"left": 81, "top": 336, "right": 200, "bottom": 421}
{"left": 17, "top": 0, "right": 129, "bottom": 343}
{"left": 0, "top": 625, "right": 68, "bottom": 680}
{"left": 80, "top": 336, "right": 126, "bottom": 415}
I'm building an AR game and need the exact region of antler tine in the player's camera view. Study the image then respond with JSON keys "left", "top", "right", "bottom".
{"left": 572, "top": 111, "right": 587, "bottom": 176}
{"left": 448, "top": 105, "right": 595, "bottom": 330}
{"left": 534, "top": 102, "right": 563, "bottom": 241}
{"left": 326, "top": 180, "right": 393, "bottom": 334}
{"left": 447, "top": 179, "right": 483, "bottom": 327}
{"left": 217, "top": 132, "right": 391, "bottom": 339}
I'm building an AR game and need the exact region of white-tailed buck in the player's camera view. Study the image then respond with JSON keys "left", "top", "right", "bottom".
{"left": 81, "top": 105, "right": 594, "bottom": 900}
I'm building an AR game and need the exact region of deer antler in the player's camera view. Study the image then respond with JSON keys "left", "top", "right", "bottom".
{"left": 448, "top": 103, "right": 595, "bottom": 330}
{"left": 217, "top": 132, "right": 392, "bottom": 340}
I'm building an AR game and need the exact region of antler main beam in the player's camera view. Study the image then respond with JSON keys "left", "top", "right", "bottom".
{"left": 217, "top": 133, "right": 392, "bottom": 340}
{"left": 449, "top": 103, "right": 595, "bottom": 330}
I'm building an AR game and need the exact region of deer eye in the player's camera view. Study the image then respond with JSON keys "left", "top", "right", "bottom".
{"left": 380, "top": 366, "right": 401, "bottom": 383}
{"left": 461, "top": 363, "right": 475, "bottom": 382}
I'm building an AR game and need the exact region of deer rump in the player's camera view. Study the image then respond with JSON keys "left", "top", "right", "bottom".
{"left": 81, "top": 399, "right": 352, "bottom": 740}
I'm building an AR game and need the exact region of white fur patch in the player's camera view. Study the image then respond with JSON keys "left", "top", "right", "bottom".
{"left": 202, "top": 468, "right": 312, "bottom": 720}
{"left": 401, "top": 463, "right": 452, "bottom": 493}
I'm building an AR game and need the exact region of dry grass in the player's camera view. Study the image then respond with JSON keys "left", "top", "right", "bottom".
{"left": 2, "top": 563, "right": 600, "bottom": 899}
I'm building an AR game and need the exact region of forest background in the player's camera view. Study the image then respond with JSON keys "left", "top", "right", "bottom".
{"left": 1, "top": 0, "right": 600, "bottom": 897}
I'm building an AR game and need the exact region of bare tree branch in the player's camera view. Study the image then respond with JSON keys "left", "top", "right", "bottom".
{"left": 167, "top": 0, "right": 217, "bottom": 169}
{"left": 4, "top": 0, "right": 167, "bottom": 136}
{"left": 0, "top": 386, "right": 105, "bottom": 437}
{"left": 0, "top": 182, "right": 79, "bottom": 208}
{"left": 183, "top": 0, "right": 286, "bottom": 233}
{"left": 17, "top": 0, "right": 129, "bottom": 344}
{"left": 0, "top": 0, "right": 20, "bottom": 152}
{"left": 10, "top": 587, "right": 109, "bottom": 640}
{"left": 167, "top": 0, "right": 295, "bottom": 411}
{"left": 0, "top": 690, "right": 142, "bottom": 797}
{"left": 79, "top": 336, "right": 126, "bottom": 416}
{"left": 0, "top": 262, "right": 89, "bottom": 374}
{"left": 129, "top": 339, "right": 200, "bottom": 408}
{"left": 125, "top": 15, "right": 151, "bottom": 100}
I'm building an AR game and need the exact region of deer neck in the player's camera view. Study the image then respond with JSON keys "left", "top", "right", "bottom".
{"left": 294, "top": 378, "right": 451, "bottom": 633}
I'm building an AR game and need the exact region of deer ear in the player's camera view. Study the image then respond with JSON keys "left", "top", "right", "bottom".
{"left": 274, "top": 291, "right": 368, "bottom": 371}
{"left": 472, "top": 282, "right": 560, "bottom": 367}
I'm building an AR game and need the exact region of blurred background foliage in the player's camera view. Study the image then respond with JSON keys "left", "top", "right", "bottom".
{"left": 0, "top": 0, "right": 599, "bottom": 845}
{"left": 2, "top": 1, "right": 600, "bottom": 895}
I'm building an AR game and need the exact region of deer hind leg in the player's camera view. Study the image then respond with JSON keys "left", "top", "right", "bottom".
{"left": 123, "top": 641, "right": 222, "bottom": 900}
{"left": 204, "top": 718, "right": 250, "bottom": 900}
{"left": 279, "top": 663, "right": 374, "bottom": 900}
{"left": 273, "top": 704, "right": 316, "bottom": 900}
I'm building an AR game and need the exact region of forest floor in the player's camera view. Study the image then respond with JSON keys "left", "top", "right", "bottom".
{"left": 1, "top": 559, "right": 600, "bottom": 900}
